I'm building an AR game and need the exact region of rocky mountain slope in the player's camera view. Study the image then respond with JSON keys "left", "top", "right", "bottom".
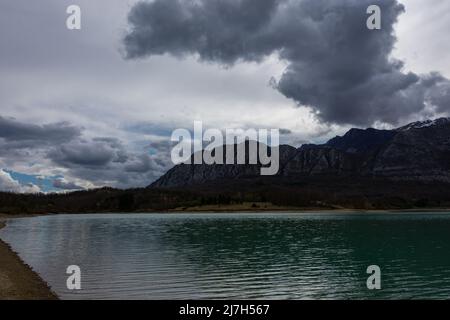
{"left": 151, "top": 118, "right": 450, "bottom": 188}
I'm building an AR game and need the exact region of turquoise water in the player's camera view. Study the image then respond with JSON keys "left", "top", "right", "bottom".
{"left": 1, "top": 212, "right": 450, "bottom": 299}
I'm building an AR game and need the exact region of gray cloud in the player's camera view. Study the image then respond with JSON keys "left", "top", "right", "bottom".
{"left": 279, "top": 128, "right": 292, "bottom": 135}
{"left": 48, "top": 141, "right": 115, "bottom": 167}
{"left": 52, "top": 178, "right": 84, "bottom": 191}
{"left": 0, "top": 116, "right": 81, "bottom": 144}
{"left": 46, "top": 137, "right": 168, "bottom": 188}
{"left": 123, "top": 0, "right": 450, "bottom": 126}
{"left": 0, "top": 115, "right": 170, "bottom": 190}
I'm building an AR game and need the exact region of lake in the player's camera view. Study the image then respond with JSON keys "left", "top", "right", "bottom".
{"left": 1, "top": 212, "right": 450, "bottom": 299}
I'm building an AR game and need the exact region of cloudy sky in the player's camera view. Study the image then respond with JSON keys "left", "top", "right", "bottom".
{"left": 0, "top": 0, "right": 449, "bottom": 192}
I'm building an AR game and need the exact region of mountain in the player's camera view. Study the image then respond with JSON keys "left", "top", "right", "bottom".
{"left": 396, "top": 118, "right": 450, "bottom": 131}
{"left": 151, "top": 118, "right": 450, "bottom": 188}
{"left": 151, "top": 142, "right": 298, "bottom": 188}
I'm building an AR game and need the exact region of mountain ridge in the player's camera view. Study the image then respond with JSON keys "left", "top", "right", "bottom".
{"left": 151, "top": 118, "right": 450, "bottom": 188}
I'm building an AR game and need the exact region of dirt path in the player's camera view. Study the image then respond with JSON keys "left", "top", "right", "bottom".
{"left": 0, "top": 218, "right": 58, "bottom": 300}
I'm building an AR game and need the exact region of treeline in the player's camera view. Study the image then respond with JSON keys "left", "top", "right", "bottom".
{"left": 1, "top": 177, "right": 450, "bottom": 215}
{"left": 0, "top": 188, "right": 199, "bottom": 215}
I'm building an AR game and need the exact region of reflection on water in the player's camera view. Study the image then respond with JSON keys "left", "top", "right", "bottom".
{"left": 2, "top": 212, "right": 450, "bottom": 299}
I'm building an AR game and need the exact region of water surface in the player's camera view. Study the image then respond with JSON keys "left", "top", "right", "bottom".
{"left": 1, "top": 212, "right": 450, "bottom": 299}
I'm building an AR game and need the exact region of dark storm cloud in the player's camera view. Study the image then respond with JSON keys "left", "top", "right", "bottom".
{"left": 48, "top": 141, "right": 117, "bottom": 167}
{"left": 124, "top": 0, "right": 281, "bottom": 63}
{"left": 0, "top": 116, "right": 81, "bottom": 143}
{"left": 123, "top": 0, "right": 450, "bottom": 126}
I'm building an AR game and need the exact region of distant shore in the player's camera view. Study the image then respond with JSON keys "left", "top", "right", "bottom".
{"left": 0, "top": 216, "right": 58, "bottom": 300}
{"left": 163, "top": 202, "right": 450, "bottom": 214}
{"left": 3, "top": 203, "right": 450, "bottom": 216}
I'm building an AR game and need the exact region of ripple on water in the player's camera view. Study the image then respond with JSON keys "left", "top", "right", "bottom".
{"left": 2, "top": 213, "right": 450, "bottom": 299}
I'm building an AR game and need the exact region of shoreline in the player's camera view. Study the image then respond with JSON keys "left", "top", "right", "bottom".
{"left": 3, "top": 205, "right": 450, "bottom": 216}
{"left": 167, "top": 207, "right": 450, "bottom": 214}
{"left": 0, "top": 217, "right": 58, "bottom": 300}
